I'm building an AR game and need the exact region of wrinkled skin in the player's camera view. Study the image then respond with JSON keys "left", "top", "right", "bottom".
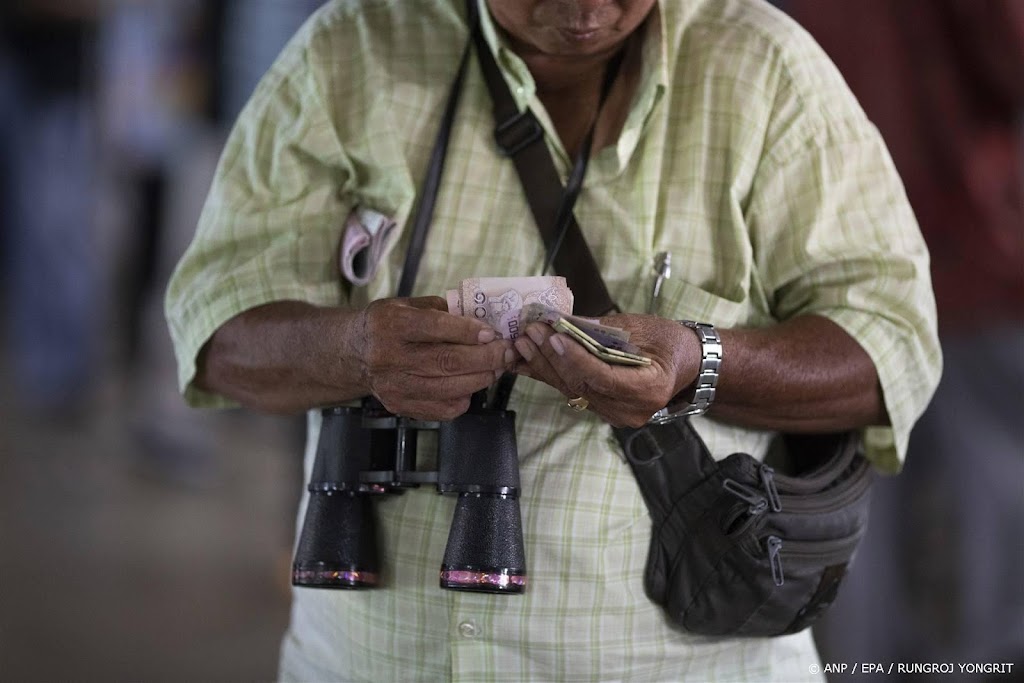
{"left": 513, "top": 314, "right": 699, "bottom": 428}
{"left": 351, "top": 296, "right": 514, "bottom": 420}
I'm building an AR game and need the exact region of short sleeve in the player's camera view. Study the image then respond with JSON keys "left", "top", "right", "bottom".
{"left": 746, "top": 41, "right": 942, "bottom": 473}
{"left": 164, "top": 21, "right": 356, "bottom": 408}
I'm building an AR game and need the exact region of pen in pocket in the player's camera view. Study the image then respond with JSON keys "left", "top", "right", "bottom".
{"left": 648, "top": 251, "right": 672, "bottom": 314}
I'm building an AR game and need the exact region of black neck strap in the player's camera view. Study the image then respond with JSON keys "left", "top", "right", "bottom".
{"left": 398, "top": 0, "right": 621, "bottom": 318}
{"left": 395, "top": 0, "right": 623, "bottom": 410}
{"left": 396, "top": 38, "right": 473, "bottom": 298}
{"left": 469, "top": 0, "right": 620, "bottom": 317}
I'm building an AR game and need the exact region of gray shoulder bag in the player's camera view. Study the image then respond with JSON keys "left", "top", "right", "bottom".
{"left": 613, "top": 421, "right": 873, "bottom": 636}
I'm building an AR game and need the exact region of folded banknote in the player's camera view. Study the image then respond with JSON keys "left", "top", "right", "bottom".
{"left": 445, "top": 276, "right": 652, "bottom": 366}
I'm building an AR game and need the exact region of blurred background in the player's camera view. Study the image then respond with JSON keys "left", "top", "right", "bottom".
{"left": 0, "top": 1, "right": 1020, "bottom": 681}
{"left": 0, "top": 1, "right": 320, "bottom": 681}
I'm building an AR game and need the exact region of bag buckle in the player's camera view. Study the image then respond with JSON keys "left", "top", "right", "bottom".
{"left": 494, "top": 110, "right": 543, "bottom": 157}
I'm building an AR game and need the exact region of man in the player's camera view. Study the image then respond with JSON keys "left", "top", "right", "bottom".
{"left": 166, "top": 0, "right": 941, "bottom": 680}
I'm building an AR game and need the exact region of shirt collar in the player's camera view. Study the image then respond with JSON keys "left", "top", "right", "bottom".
{"left": 476, "top": 0, "right": 536, "bottom": 109}
{"left": 475, "top": 0, "right": 668, "bottom": 170}
{"left": 609, "top": 1, "right": 667, "bottom": 174}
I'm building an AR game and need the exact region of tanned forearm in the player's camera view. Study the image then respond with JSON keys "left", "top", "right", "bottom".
{"left": 713, "top": 315, "right": 889, "bottom": 433}
{"left": 514, "top": 312, "right": 887, "bottom": 434}
{"left": 195, "top": 301, "right": 368, "bottom": 415}
{"left": 200, "top": 302, "right": 885, "bottom": 432}
{"left": 195, "top": 298, "right": 514, "bottom": 420}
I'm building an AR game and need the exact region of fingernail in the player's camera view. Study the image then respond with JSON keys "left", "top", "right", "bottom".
{"left": 549, "top": 335, "right": 566, "bottom": 356}
{"left": 494, "top": 369, "right": 504, "bottom": 380}
{"left": 515, "top": 338, "right": 534, "bottom": 361}
{"left": 504, "top": 348, "right": 517, "bottom": 365}
{"left": 526, "top": 326, "right": 544, "bottom": 346}
{"left": 478, "top": 328, "right": 496, "bottom": 343}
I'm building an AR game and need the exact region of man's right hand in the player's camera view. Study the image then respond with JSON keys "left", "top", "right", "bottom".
{"left": 351, "top": 296, "right": 514, "bottom": 420}
{"left": 196, "top": 297, "right": 513, "bottom": 420}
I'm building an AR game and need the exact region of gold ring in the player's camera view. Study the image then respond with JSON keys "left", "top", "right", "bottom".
{"left": 567, "top": 396, "right": 589, "bottom": 412}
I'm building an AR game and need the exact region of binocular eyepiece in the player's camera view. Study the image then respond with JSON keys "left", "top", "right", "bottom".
{"left": 292, "top": 400, "right": 527, "bottom": 594}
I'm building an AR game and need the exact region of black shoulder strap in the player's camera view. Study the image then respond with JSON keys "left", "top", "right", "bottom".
{"left": 467, "top": 0, "right": 619, "bottom": 317}
{"left": 396, "top": 2, "right": 621, "bottom": 409}
{"left": 400, "top": 0, "right": 620, "bottom": 318}
{"left": 397, "top": 39, "right": 473, "bottom": 298}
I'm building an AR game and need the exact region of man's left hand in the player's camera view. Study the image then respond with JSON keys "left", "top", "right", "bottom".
{"left": 513, "top": 314, "right": 700, "bottom": 428}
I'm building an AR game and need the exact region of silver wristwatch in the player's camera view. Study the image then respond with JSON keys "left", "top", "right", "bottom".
{"left": 649, "top": 321, "right": 722, "bottom": 424}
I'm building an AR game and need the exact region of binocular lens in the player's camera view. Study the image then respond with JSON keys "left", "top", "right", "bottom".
{"left": 440, "top": 493, "right": 526, "bottom": 594}
{"left": 292, "top": 492, "right": 380, "bottom": 589}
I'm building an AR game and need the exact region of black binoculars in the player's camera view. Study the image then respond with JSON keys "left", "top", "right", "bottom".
{"left": 291, "top": 397, "right": 526, "bottom": 594}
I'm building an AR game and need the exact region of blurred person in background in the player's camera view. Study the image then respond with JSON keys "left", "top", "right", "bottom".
{"left": 97, "top": 0, "right": 226, "bottom": 486}
{"left": 96, "top": 0, "right": 320, "bottom": 487}
{"left": 1, "top": 3, "right": 316, "bottom": 681}
{"left": 98, "top": 0, "right": 209, "bottom": 366}
{"left": 781, "top": 1, "right": 1024, "bottom": 677}
{"left": 0, "top": 1, "right": 103, "bottom": 418}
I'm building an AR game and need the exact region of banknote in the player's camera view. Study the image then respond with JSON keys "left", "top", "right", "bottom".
{"left": 520, "top": 303, "right": 638, "bottom": 354}
{"left": 445, "top": 276, "right": 573, "bottom": 340}
{"left": 552, "top": 318, "right": 652, "bottom": 367}
{"left": 445, "top": 276, "right": 652, "bottom": 366}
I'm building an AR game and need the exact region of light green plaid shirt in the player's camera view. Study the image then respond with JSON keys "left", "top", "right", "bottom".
{"left": 166, "top": 0, "right": 941, "bottom": 680}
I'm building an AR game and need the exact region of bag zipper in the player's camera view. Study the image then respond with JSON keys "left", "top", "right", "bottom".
{"left": 760, "top": 466, "right": 782, "bottom": 511}
{"left": 762, "top": 531, "right": 862, "bottom": 587}
{"left": 722, "top": 478, "right": 769, "bottom": 515}
{"left": 723, "top": 464, "right": 782, "bottom": 514}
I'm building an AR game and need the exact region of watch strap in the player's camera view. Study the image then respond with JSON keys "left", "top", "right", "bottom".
{"left": 649, "top": 321, "right": 722, "bottom": 424}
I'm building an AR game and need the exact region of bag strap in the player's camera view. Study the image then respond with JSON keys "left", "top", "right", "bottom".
{"left": 396, "top": 3, "right": 622, "bottom": 409}
{"left": 397, "top": 38, "right": 474, "bottom": 298}
{"left": 467, "top": 0, "right": 620, "bottom": 317}
{"left": 400, "top": 2, "right": 622, "bottom": 310}
{"left": 771, "top": 431, "right": 864, "bottom": 493}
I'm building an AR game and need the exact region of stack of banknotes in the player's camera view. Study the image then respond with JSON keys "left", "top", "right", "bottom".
{"left": 446, "top": 276, "right": 652, "bottom": 367}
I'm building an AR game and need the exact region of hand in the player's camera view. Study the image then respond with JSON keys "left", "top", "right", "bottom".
{"left": 352, "top": 296, "right": 514, "bottom": 420}
{"left": 512, "top": 314, "right": 700, "bottom": 428}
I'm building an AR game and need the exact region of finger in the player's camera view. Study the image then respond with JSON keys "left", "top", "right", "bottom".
{"left": 404, "top": 339, "right": 514, "bottom": 378}
{"left": 514, "top": 335, "right": 574, "bottom": 396}
{"left": 522, "top": 322, "right": 605, "bottom": 398}
{"left": 516, "top": 335, "right": 631, "bottom": 421}
{"left": 513, "top": 362, "right": 534, "bottom": 379}
{"left": 524, "top": 337, "right": 639, "bottom": 423}
{"left": 503, "top": 346, "right": 523, "bottom": 377}
{"left": 382, "top": 303, "right": 498, "bottom": 344}
{"left": 409, "top": 310, "right": 498, "bottom": 344}
{"left": 532, "top": 329, "right": 623, "bottom": 401}
{"left": 541, "top": 333, "right": 678, "bottom": 425}
{"left": 378, "top": 370, "right": 499, "bottom": 402}
{"left": 518, "top": 332, "right": 648, "bottom": 422}
{"left": 381, "top": 397, "right": 473, "bottom": 422}
{"left": 404, "top": 295, "right": 450, "bottom": 312}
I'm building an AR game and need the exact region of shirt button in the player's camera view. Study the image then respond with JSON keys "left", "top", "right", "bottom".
{"left": 515, "top": 86, "right": 525, "bottom": 97}
{"left": 458, "top": 620, "right": 479, "bottom": 638}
